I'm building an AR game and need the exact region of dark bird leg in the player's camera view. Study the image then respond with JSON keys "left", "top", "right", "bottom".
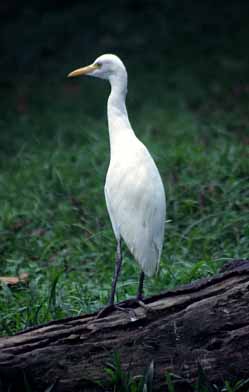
{"left": 97, "top": 238, "right": 123, "bottom": 318}
{"left": 97, "top": 244, "right": 148, "bottom": 320}
{"left": 135, "top": 271, "right": 153, "bottom": 314}
{"left": 137, "top": 271, "right": 145, "bottom": 300}
{"left": 116, "top": 270, "right": 146, "bottom": 310}
{"left": 109, "top": 238, "right": 122, "bottom": 306}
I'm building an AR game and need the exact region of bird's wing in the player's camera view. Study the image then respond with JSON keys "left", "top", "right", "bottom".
{"left": 105, "top": 142, "right": 166, "bottom": 277}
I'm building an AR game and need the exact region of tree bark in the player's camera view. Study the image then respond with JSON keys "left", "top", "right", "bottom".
{"left": 1, "top": 260, "right": 249, "bottom": 392}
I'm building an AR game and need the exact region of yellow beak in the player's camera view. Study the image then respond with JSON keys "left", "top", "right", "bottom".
{"left": 67, "top": 64, "right": 99, "bottom": 78}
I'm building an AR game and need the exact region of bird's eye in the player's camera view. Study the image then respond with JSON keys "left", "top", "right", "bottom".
{"left": 95, "top": 62, "right": 102, "bottom": 68}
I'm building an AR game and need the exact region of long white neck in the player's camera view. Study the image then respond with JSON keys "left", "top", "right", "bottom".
{"left": 107, "top": 71, "right": 135, "bottom": 156}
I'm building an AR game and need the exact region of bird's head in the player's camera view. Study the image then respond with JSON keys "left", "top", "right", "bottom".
{"left": 67, "top": 54, "right": 127, "bottom": 82}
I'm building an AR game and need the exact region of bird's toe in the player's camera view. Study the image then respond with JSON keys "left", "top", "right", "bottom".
{"left": 96, "top": 304, "right": 115, "bottom": 319}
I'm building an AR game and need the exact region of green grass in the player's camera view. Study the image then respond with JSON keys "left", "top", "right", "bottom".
{"left": 99, "top": 354, "right": 249, "bottom": 392}
{"left": 0, "top": 51, "right": 249, "bottom": 336}
{"left": 19, "top": 356, "right": 249, "bottom": 392}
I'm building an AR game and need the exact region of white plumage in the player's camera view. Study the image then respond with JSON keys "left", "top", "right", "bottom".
{"left": 68, "top": 54, "right": 166, "bottom": 304}
{"left": 105, "top": 135, "right": 165, "bottom": 277}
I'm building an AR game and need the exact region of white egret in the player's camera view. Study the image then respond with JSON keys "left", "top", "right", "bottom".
{"left": 68, "top": 54, "right": 166, "bottom": 308}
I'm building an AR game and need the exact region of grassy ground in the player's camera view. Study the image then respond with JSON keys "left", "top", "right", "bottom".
{"left": 0, "top": 45, "right": 249, "bottom": 336}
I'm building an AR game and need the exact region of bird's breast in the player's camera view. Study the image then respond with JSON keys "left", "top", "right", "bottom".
{"left": 106, "top": 141, "right": 165, "bottom": 207}
{"left": 104, "top": 140, "right": 166, "bottom": 276}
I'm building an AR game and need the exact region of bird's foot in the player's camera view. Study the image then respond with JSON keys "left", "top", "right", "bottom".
{"left": 96, "top": 304, "right": 115, "bottom": 319}
{"left": 116, "top": 298, "right": 154, "bottom": 319}
{"left": 128, "top": 297, "right": 153, "bottom": 314}
{"left": 96, "top": 298, "right": 152, "bottom": 321}
{"left": 96, "top": 303, "right": 138, "bottom": 321}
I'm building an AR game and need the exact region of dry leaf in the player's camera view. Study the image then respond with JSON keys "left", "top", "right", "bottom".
{"left": 0, "top": 272, "right": 29, "bottom": 286}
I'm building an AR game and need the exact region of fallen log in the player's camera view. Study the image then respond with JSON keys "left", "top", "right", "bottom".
{"left": 0, "top": 260, "right": 249, "bottom": 392}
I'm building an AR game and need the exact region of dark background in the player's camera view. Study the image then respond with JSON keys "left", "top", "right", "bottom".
{"left": 1, "top": 0, "right": 249, "bottom": 80}
{"left": 1, "top": 0, "right": 249, "bottom": 155}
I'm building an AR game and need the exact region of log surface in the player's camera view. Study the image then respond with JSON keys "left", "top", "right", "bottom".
{"left": 1, "top": 260, "right": 249, "bottom": 392}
